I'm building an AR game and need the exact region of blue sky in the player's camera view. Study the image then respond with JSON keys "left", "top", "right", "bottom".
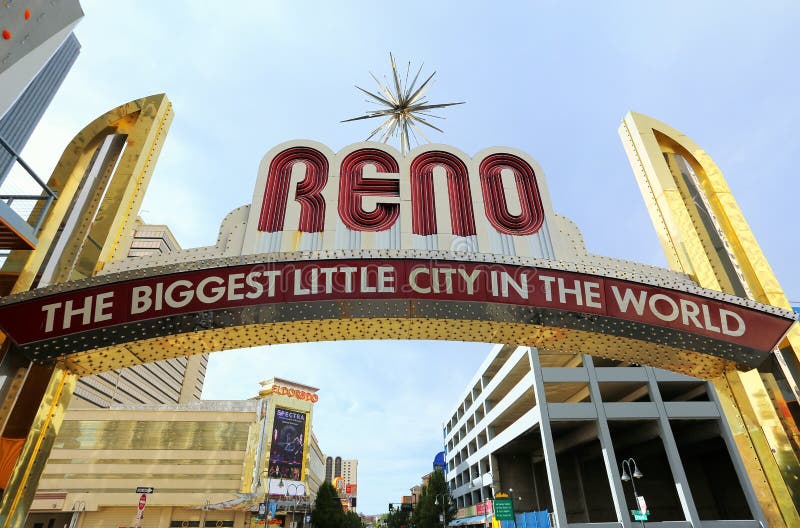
{"left": 19, "top": 0, "right": 800, "bottom": 514}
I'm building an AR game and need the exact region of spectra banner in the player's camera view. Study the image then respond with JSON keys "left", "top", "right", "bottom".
{"left": 267, "top": 407, "right": 307, "bottom": 481}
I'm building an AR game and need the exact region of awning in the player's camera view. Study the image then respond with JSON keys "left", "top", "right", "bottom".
{"left": 449, "top": 515, "right": 490, "bottom": 526}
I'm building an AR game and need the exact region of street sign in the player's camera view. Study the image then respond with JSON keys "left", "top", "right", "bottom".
{"left": 133, "top": 494, "right": 147, "bottom": 528}
{"left": 136, "top": 487, "right": 155, "bottom": 494}
{"left": 493, "top": 498, "right": 514, "bottom": 521}
{"left": 631, "top": 509, "right": 650, "bottom": 521}
{"left": 636, "top": 495, "right": 647, "bottom": 512}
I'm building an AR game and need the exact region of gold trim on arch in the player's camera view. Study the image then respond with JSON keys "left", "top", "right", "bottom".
{"left": 620, "top": 111, "right": 800, "bottom": 527}
{"left": 1, "top": 93, "right": 173, "bottom": 295}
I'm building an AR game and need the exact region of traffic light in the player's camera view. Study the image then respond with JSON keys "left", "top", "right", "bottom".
{"left": 389, "top": 503, "right": 394, "bottom": 512}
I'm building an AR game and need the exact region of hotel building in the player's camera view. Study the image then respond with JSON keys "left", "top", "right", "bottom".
{"left": 25, "top": 378, "right": 324, "bottom": 528}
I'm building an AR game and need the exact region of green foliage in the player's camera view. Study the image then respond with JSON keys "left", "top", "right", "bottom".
{"left": 312, "top": 481, "right": 345, "bottom": 528}
{"left": 344, "top": 510, "right": 364, "bottom": 528}
{"left": 385, "top": 508, "right": 411, "bottom": 528}
{"left": 412, "top": 469, "right": 455, "bottom": 528}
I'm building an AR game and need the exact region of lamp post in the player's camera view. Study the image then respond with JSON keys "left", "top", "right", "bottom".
{"left": 509, "top": 488, "right": 523, "bottom": 520}
{"left": 286, "top": 483, "right": 306, "bottom": 528}
{"left": 620, "top": 458, "right": 645, "bottom": 527}
{"left": 434, "top": 493, "right": 449, "bottom": 528}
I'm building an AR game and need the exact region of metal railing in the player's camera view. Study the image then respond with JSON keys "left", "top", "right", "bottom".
{"left": 0, "top": 134, "right": 57, "bottom": 234}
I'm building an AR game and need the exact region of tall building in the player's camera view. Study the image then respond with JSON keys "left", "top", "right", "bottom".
{"left": 324, "top": 454, "right": 358, "bottom": 511}
{"left": 342, "top": 459, "right": 358, "bottom": 488}
{"left": 0, "top": 33, "right": 80, "bottom": 182}
{"left": 325, "top": 455, "right": 358, "bottom": 488}
{"left": 69, "top": 219, "right": 208, "bottom": 409}
{"left": 0, "top": 0, "right": 83, "bottom": 250}
{"left": 0, "top": 0, "right": 83, "bottom": 119}
{"left": 26, "top": 377, "right": 324, "bottom": 528}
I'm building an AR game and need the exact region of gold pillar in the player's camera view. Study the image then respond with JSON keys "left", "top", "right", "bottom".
{"left": 713, "top": 369, "right": 800, "bottom": 526}
{"left": 620, "top": 111, "right": 800, "bottom": 525}
{"left": 0, "top": 94, "right": 173, "bottom": 524}
{"left": 0, "top": 366, "right": 75, "bottom": 528}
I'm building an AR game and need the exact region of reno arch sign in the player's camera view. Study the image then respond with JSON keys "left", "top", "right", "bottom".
{"left": 0, "top": 141, "right": 795, "bottom": 380}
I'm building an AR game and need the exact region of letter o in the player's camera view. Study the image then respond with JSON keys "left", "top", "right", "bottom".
{"left": 649, "top": 294, "right": 679, "bottom": 322}
{"left": 479, "top": 153, "right": 544, "bottom": 235}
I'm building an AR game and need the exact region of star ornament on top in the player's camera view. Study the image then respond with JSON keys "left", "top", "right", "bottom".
{"left": 342, "top": 53, "right": 465, "bottom": 154}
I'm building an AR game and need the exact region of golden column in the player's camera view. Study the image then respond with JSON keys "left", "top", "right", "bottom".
{"left": 620, "top": 112, "right": 800, "bottom": 526}
{"left": 0, "top": 94, "right": 173, "bottom": 527}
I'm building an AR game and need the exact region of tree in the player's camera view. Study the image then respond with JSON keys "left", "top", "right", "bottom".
{"left": 312, "top": 481, "right": 345, "bottom": 528}
{"left": 385, "top": 508, "right": 411, "bottom": 528}
{"left": 412, "top": 469, "right": 455, "bottom": 528}
{"left": 344, "top": 510, "right": 363, "bottom": 528}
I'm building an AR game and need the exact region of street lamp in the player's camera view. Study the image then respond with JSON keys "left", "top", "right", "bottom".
{"left": 434, "top": 493, "right": 449, "bottom": 528}
{"left": 286, "top": 483, "right": 306, "bottom": 528}
{"left": 620, "top": 458, "right": 645, "bottom": 527}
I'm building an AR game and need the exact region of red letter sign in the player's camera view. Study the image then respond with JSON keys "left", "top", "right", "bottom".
{"left": 338, "top": 149, "right": 400, "bottom": 231}
{"left": 479, "top": 153, "right": 544, "bottom": 235}
{"left": 259, "top": 147, "right": 328, "bottom": 233}
{"left": 410, "top": 151, "right": 476, "bottom": 236}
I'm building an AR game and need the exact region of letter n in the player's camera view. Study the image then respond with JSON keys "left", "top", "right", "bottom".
{"left": 410, "top": 151, "right": 476, "bottom": 237}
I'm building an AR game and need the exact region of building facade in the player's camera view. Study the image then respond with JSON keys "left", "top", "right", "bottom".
{"left": 444, "top": 345, "right": 764, "bottom": 528}
{"left": 26, "top": 378, "right": 324, "bottom": 528}
{"left": 0, "top": 0, "right": 83, "bottom": 120}
{"left": 0, "top": 33, "right": 80, "bottom": 182}
{"left": 324, "top": 456, "right": 358, "bottom": 488}
{"left": 324, "top": 455, "right": 358, "bottom": 510}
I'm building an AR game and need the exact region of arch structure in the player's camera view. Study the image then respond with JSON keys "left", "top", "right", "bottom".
{"left": 0, "top": 248, "right": 792, "bottom": 378}
{"left": 0, "top": 108, "right": 796, "bottom": 526}
{"left": 0, "top": 140, "right": 791, "bottom": 381}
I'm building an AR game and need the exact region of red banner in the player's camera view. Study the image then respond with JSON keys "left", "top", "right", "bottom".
{"left": 0, "top": 258, "right": 793, "bottom": 352}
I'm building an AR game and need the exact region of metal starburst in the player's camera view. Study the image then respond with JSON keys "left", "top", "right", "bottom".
{"left": 342, "top": 53, "right": 465, "bottom": 154}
